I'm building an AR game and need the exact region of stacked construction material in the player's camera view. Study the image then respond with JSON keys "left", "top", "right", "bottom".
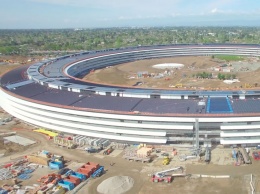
{"left": 237, "top": 150, "right": 245, "bottom": 164}
{"left": 64, "top": 176, "right": 81, "bottom": 186}
{"left": 76, "top": 167, "right": 92, "bottom": 178}
{"left": 123, "top": 147, "right": 151, "bottom": 163}
{"left": 147, "top": 145, "right": 175, "bottom": 152}
{"left": 65, "top": 171, "right": 86, "bottom": 181}
{"left": 49, "top": 161, "right": 64, "bottom": 170}
{"left": 58, "top": 180, "right": 74, "bottom": 191}
{"left": 0, "top": 188, "right": 8, "bottom": 194}
{"left": 73, "top": 135, "right": 110, "bottom": 147}
{"left": 137, "top": 147, "right": 152, "bottom": 157}
{"left": 37, "top": 183, "right": 55, "bottom": 194}
{"left": 28, "top": 150, "right": 66, "bottom": 168}
{"left": 27, "top": 154, "right": 50, "bottom": 166}
{"left": 240, "top": 148, "right": 251, "bottom": 164}
{"left": 91, "top": 166, "right": 104, "bottom": 178}
{"left": 17, "top": 173, "right": 31, "bottom": 180}
{"left": 37, "top": 173, "right": 62, "bottom": 186}
{"left": 112, "top": 142, "right": 128, "bottom": 149}
{"left": 0, "top": 168, "right": 13, "bottom": 180}
{"left": 46, "top": 186, "right": 66, "bottom": 194}
{"left": 0, "top": 160, "right": 38, "bottom": 180}
{"left": 53, "top": 136, "right": 75, "bottom": 149}
{"left": 76, "top": 162, "right": 104, "bottom": 179}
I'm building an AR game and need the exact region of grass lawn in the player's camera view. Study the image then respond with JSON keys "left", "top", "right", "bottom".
{"left": 213, "top": 55, "right": 244, "bottom": 61}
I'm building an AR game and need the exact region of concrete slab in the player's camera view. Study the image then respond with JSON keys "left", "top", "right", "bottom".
{"left": 108, "top": 149, "right": 123, "bottom": 157}
{"left": 67, "top": 162, "right": 85, "bottom": 171}
{"left": 94, "top": 155, "right": 105, "bottom": 159}
{"left": 3, "top": 135, "right": 36, "bottom": 146}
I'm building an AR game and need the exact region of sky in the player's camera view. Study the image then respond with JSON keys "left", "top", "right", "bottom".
{"left": 1, "top": 0, "right": 260, "bottom": 29}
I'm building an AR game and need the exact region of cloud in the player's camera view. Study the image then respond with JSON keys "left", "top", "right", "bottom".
{"left": 211, "top": 8, "right": 218, "bottom": 13}
{"left": 23, "top": 0, "right": 260, "bottom": 27}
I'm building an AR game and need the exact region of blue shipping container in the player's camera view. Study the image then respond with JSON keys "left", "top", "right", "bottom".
{"left": 58, "top": 180, "right": 75, "bottom": 191}
{"left": 70, "top": 172, "right": 87, "bottom": 181}
{"left": 49, "top": 161, "right": 64, "bottom": 169}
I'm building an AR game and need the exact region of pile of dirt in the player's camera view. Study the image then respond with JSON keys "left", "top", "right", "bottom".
{"left": 97, "top": 176, "right": 134, "bottom": 194}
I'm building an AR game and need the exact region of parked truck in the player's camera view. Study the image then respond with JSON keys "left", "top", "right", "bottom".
{"left": 151, "top": 167, "right": 184, "bottom": 183}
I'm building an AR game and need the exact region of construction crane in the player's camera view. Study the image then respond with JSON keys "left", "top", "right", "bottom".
{"left": 151, "top": 167, "right": 184, "bottom": 183}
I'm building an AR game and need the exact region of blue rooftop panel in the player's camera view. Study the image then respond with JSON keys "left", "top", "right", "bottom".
{"left": 207, "top": 97, "right": 233, "bottom": 113}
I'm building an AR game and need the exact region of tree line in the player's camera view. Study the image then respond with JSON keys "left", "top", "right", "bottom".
{"left": 1, "top": 27, "right": 260, "bottom": 55}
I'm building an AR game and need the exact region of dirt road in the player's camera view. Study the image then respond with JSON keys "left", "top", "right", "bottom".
{"left": 1, "top": 121, "right": 259, "bottom": 194}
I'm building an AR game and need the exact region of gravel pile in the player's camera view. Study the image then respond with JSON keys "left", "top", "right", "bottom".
{"left": 97, "top": 176, "right": 134, "bottom": 194}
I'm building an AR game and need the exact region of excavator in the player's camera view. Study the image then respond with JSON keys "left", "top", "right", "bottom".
{"left": 151, "top": 167, "right": 184, "bottom": 183}
{"left": 244, "top": 83, "right": 252, "bottom": 88}
{"left": 169, "top": 83, "right": 183, "bottom": 88}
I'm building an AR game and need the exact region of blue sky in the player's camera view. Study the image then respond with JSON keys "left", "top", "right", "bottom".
{"left": 1, "top": 0, "right": 260, "bottom": 29}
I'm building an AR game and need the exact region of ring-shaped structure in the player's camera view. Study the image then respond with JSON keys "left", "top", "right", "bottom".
{"left": 1, "top": 44, "right": 260, "bottom": 145}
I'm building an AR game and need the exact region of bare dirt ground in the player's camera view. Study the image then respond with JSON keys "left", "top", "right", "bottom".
{"left": 83, "top": 56, "right": 260, "bottom": 90}
{"left": 1, "top": 114, "right": 260, "bottom": 194}
{"left": 0, "top": 55, "right": 42, "bottom": 76}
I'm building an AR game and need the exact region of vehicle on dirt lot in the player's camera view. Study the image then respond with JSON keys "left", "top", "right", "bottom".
{"left": 151, "top": 167, "right": 183, "bottom": 183}
{"left": 161, "top": 153, "right": 169, "bottom": 157}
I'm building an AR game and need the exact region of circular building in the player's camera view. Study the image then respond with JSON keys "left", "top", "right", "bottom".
{"left": 1, "top": 44, "right": 260, "bottom": 146}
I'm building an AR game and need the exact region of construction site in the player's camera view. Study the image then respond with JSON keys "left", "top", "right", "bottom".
{"left": 1, "top": 51, "right": 260, "bottom": 194}
{"left": 83, "top": 56, "right": 260, "bottom": 90}
{"left": 1, "top": 113, "right": 260, "bottom": 194}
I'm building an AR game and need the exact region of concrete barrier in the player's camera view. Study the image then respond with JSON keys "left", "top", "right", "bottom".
{"left": 194, "top": 174, "right": 230, "bottom": 178}
{"left": 189, "top": 174, "right": 201, "bottom": 178}
{"left": 214, "top": 175, "right": 230, "bottom": 178}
